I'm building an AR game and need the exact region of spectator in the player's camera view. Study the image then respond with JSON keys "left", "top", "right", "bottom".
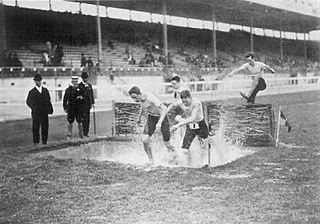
{"left": 79, "top": 72, "right": 95, "bottom": 137}
{"left": 145, "top": 51, "right": 155, "bottom": 66}
{"left": 107, "top": 40, "right": 114, "bottom": 50}
{"left": 6, "top": 52, "right": 14, "bottom": 67}
{"left": 53, "top": 42, "right": 64, "bottom": 66}
{"left": 11, "top": 53, "right": 22, "bottom": 67}
{"left": 128, "top": 53, "right": 136, "bottom": 65}
{"left": 26, "top": 74, "right": 53, "bottom": 147}
{"left": 80, "top": 53, "right": 87, "bottom": 67}
{"left": 158, "top": 53, "right": 166, "bottom": 65}
{"left": 63, "top": 76, "right": 85, "bottom": 139}
{"left": 87, "top": 57, "right": 94, "bottom": 77}
{"left": 43, "top": 52, "right": 50, "bottom": 67}
{"left": 109, "top": 70, "right": 114, "bottom": 83}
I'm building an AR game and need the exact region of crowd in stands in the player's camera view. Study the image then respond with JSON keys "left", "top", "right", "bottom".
{"left": 0, "top": 51, "right": 23, "bottom": 67}
{"left": 42, "top": 41, "right": 64, "bottom": 67}
{"left": 80, "top": 53, "right": 99, "bottom": 77}
{"left": 3, "top": 7, "right": 320, "bottom": 74}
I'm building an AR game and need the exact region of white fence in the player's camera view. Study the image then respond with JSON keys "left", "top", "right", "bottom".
{"left": 113, "top": 76, "right": 320, "bottom": 99}
{"left": 0, "top": 75, "right": 319, "bottom": 104}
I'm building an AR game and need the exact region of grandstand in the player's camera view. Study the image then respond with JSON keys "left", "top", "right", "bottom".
{"left": 0, "top": 0, "right": 320, "bottom": 105}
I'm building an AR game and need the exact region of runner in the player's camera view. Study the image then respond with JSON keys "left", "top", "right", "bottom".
{"left": 226, "top": 52, "right": 275, "bottom": 103}
{"left": 166, "top": 90, "right": 209, "bottom": 165}
{"left": 128, "top": 86, "right": 175, "bottom": 165}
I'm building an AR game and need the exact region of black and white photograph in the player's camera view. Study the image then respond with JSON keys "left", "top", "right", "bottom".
{"left": 0, "top": 0, "right": 319, "bottom": 223}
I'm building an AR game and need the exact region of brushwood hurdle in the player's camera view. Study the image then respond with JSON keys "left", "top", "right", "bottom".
{"left": 205, "top": 103, "right": 275, "bottom": 146}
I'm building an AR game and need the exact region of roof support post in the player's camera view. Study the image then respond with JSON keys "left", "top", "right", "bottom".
{"left": 212, "top": 8, "right": 217, "bottom": 66}
{"left": 162, "top": 0, "right": 168, "bottom": 67}
{"left": 250, "top": 17, "right": 254, "bottom": 52}
{"left": 304, "top": 32, "right": 307, "bottom": 72}
{"left": 96, "top": 0, "right": 102, "bottom": 65}
{"left": 0, "top": 0, "right": 7, "bottom": 53}
{"left": 280, "top": 17, "right": 283, "bottom": 62}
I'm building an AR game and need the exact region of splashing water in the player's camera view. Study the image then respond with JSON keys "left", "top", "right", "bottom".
{"left": 35, "top": 120, "right": 254, "bottom": 168}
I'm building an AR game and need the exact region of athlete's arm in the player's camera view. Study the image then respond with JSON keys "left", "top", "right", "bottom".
{"left": 157, "top": 104, "right": 168, "bottom": 125}
{"left": 265, "top": 65, "right": 275, "bottom": 73}
{"left": 226, "top": 63, "right": 248, "bottom": 78}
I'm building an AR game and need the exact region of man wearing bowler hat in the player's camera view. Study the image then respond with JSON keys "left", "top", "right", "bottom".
{"left": 79, "top": 72, "right": 95, "bottom": 137}
{"left": 26, "top": 73, "right": 53, "bottom": 147}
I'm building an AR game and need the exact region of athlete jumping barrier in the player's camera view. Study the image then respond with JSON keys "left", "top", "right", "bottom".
{"left": 111, "top": 101, "right": 276, "bottom": 146}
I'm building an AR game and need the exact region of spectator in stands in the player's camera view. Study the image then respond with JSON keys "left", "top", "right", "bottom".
{"left": 6, "top": 52, "right": 14, "bottom": 67}
{"left": 107, "top": 40, "right": 114, "bottom": 50}
{"left": 127, "top": 52, "right": 136, "bottom": 65}
{"left": 80, "top": 53, "right": 87, "bottom": 67}
{"left": 145, "top": 51, "right": 155, "bottom": 66}
{"left": 26, "top": 74, "right": 53, "bottom": 147}
{"left": 79, "top": 72, "right": 95, "bottom": 137}
{"left": 158, "top": 53, "right": 166, "bottom": 65}
{"left": 168, "top": 53, "right": 173, "bottom": 66}
{"left": 53, "top": 42, "right": 64, "bottom": 66}
{"left": 87, "top": 57, "right": 94, "bottom": 77}
{"left": 225, "top": 52, "right": 275, "bottom": 104}
{"left": 63, "top": 76, "right": 85, "bottom": 139}
{"left": 42, "top": 52, "right": 50, "bottom": 67}
{"left": 12, "top": 53, "right": 22, "bottom": 67}
{"left": 45, "top": 40, "right": 52, "bottom": 56}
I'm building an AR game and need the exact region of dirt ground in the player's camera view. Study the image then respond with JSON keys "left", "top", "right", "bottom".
{"left": 1, "top": 91, "right": 320, "bottom": 224}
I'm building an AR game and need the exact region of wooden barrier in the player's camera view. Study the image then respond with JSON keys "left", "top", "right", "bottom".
{"left": 112, "top": 101, "right": 276, "bottom": 146}
{"left": 205, "top": 103, "right": 275, "bottom": 146}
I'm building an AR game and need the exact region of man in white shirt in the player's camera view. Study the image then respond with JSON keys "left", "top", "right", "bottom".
{"left": 128, "top": 86, "right": 175, "bottom": 165}
{"left": 166, "top": 90, "right": 209, "bottom": 164}
{"left": 227, "top": 52, "right": 275, "bottom": 103}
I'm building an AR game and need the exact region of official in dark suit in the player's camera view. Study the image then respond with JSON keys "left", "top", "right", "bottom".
{"left": 80, "top": 72, "right": 95, "bottom": 137}
{"left": 26, "top": 74, "right": 53, "bottom": 146}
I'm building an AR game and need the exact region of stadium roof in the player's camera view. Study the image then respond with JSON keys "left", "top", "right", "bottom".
{"left": 70, "top": 0, "right": 320, "bottom": 33}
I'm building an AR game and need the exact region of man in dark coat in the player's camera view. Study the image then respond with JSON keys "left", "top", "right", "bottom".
{"left": 63, "top": 76, "right": 84, "bottom": 139}
{"left": 79, "top": 72, "right": 95, "bottom": 137}
{"left": 26, "top": 74, "right": 53, "bottom": 146}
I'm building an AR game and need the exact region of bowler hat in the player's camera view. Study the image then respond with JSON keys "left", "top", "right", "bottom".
{"left": 81, "top": 72, "right": 89, "bottom": 79}
{"left": 33, "top": 74, "right": 42, "bottom": 81}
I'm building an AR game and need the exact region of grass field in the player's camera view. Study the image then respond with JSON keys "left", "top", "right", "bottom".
{"left": 1, "top": 90, "right": 320, "bottom": 223}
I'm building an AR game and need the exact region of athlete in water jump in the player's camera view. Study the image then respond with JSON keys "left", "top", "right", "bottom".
{"left": 226, "top": 52, "right": 275, "bottom": 104}
{"left": 165, "top": 90, "right": 210, "bottom": 166}
{"left": 128, "top": 86, "right": 175, "bottom": 165}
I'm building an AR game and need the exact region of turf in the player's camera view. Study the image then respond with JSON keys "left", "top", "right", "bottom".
{"left": 1, "top": 90, "right": 320, "bottom": 223}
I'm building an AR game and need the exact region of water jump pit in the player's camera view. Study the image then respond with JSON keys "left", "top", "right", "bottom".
{"left": 35, "top": 102, "right": 276, "bottom": 169}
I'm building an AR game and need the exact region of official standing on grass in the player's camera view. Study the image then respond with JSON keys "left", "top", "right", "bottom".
{"left": 79, "top": 72, "right": 95, "bottom": 137}
{"left": 26, "top": 73, "right": 53, "bottom": 147}
{"left": 63, "top": 76, "right": 85, "bottom": 139}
